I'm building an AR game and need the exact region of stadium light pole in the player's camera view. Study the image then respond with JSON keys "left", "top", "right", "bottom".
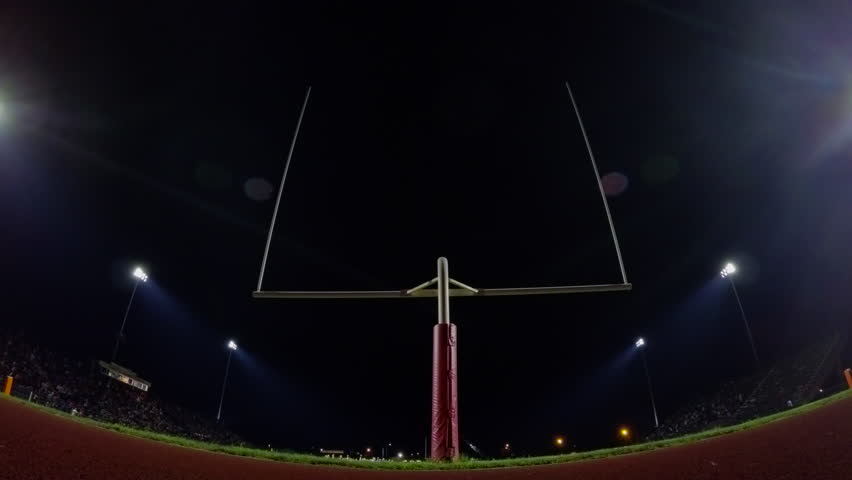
{"left": 111, "top": 267, "right": 148, "bottom": 363}
{"left": 636, "top": 337, "right": 659, "bottom": 429}
{"left": 720, "top": 262, "right": 759, "bottom": 364}
{"left": 216, "top": 340, "right": 237, "bottom": 422}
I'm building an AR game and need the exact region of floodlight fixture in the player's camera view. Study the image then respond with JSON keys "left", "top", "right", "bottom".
{"left": 133, "top": 267, "right": 149, "bottom": 282}
{"left": 227, "top": 340, "right": 238, "bottom": 351}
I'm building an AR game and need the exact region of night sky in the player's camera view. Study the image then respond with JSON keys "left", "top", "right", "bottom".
{"left": 3, "top": 2, "right": 852, "bottom": 457}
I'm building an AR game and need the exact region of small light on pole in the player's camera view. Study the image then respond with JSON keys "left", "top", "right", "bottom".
{"left": 133, "top": 267, "right": 149, "bottom": 282}
{"left": 112, "top": 266, "right": 149, "bottom": 363}
{"left": 397, "top": 452, "right": 404, "bottom": 459}
{"left": 719, "top": 261, "right": 759, "bottom": 363}
{"left": 636, "top": 336, "right": 659, "bottom": 428}
{"left": 217, "top": 339, "right": 238, "bottom": 421}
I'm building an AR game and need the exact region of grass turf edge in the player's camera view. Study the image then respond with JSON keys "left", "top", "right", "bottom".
{"left": 1, "top": 388, "right": 849, "bottom": 470}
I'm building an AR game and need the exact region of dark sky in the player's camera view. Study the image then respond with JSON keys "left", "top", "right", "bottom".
{"left": 2, "top": 1, "right": 852, "bottom": 457}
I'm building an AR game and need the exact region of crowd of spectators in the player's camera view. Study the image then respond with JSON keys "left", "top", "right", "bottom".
{"left": 647, "top": 334, "right": 845, "bottom": 441}
{"left": 0, "top": 332, "right": 241, "bottom": 445}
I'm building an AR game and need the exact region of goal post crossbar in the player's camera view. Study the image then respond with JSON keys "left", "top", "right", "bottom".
{"left": 253, "top": 282, "right": 631, "bottom": 299}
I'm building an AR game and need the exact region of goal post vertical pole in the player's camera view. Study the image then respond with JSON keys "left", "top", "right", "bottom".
{"left": 432, "top": 257, "right": 459, "bottom": 461}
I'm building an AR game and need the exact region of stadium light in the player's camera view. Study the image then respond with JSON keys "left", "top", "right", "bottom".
{"left": 217, "top": 338, "right": 238, "bottom": 422}
{"left": 133, "top": 266, "right": 149, "bottom": 282}
{"left": 111, "top": 265, "right": 151, "bottom": 363}
{"left": 635, "top": 336, "right": 659, "bottom": 429}
{"left": 719, "top": 261, "right": 759, "bottom": 363}
{"left": 397, "top": 452, "right": 404, "bottom": 459}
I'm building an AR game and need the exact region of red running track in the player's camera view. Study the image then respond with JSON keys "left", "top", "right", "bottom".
{"left": 0, "top": 395, "right": 850, "bottom": 479}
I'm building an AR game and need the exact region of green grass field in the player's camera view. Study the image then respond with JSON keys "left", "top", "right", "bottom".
{"left": 3, "top": 389, "right": 850, "bottom": 471}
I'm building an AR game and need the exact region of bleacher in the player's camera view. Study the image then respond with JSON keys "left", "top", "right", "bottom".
{"left": 0, "top": 332, "right": 242, "bottom": 445}
{"left": 648, "top": 333, "right": 847, "bottom": 441}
